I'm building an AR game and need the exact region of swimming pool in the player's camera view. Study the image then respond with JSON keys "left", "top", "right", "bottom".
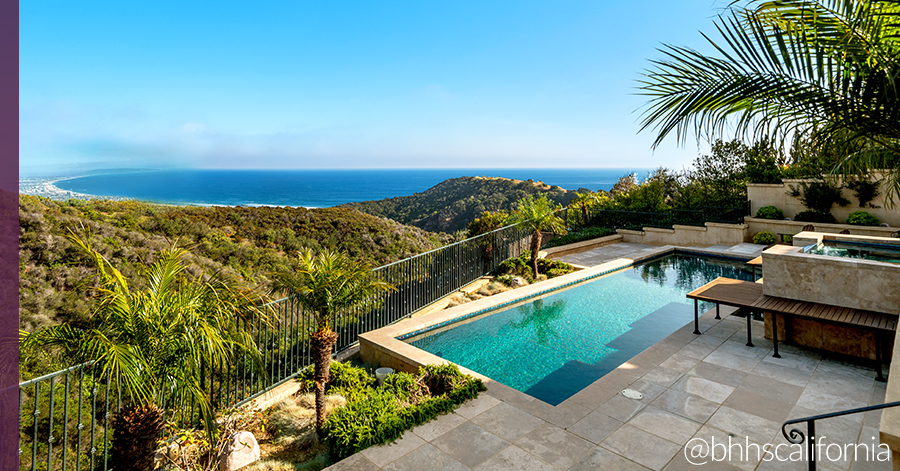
{"left": 804, "top": 240, "right": 900, "bottom": 264}
{"left": 405, "top": 254, "right": 753, "bottom": 405}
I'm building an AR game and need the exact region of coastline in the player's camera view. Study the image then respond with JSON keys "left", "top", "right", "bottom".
{"left": 17, "top": 177, "right": 321, "bottom": 208}
{"left": 18, "top": 176, "right": 124, "bottom": 202}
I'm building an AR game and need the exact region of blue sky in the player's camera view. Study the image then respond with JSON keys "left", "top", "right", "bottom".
{"left": 20, "top": 1, "right": 728, "bottom": 176}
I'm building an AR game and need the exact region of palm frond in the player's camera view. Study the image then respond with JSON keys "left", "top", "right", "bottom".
{"left": 639, "top": 0, "right": 900, "bottom": 201}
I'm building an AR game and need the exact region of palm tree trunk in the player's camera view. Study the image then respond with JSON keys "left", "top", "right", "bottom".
{"left": 311, "top": 328, "right": 339, "bottom": 436}
{"left": 530, "top": 229, "right": 541, "bottom": 279}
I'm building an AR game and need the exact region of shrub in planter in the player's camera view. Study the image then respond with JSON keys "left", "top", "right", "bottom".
{"left": 846, "top": 211, "right": 880, "bottom": 226}
{"left": 755, "top": 205, "right": 784, "bottom": 220}
{"left": 794, "top": 210, "right": 837, "bottom": 224}
{"left": 752, "top": 231, "right": 776, "bottom": 245}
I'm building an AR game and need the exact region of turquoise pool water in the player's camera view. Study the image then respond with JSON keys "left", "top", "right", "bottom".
{"left": 805, "top": 241, "right": 900, "bottom": 264}
{"left": 407, "top": 254, "right": 753, "bottom": 405}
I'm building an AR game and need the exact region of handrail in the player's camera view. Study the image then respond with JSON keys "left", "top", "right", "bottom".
{"left": 781, "top": 400, "right": 900, "bottom": 471}
{"left": 18, "top": 360, "right": 94, "bottom": 388}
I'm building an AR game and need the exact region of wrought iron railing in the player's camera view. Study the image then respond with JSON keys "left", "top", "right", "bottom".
{"left": 18, "top": 221, "right": 532, "bottom": 470}
{"left": 782, "top": 401, "right": 900, "bottom": 471}
{"left": 583, "top": 201, "right": 750, "bottom": 231}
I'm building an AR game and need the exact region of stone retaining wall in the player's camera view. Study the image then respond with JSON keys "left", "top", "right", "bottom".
{"left": 617, "top": 222, "right": 749, "bottom": 246}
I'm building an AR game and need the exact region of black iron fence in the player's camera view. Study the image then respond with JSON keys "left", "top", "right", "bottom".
{"left": 18, "top": 222, "right": 532, "bottom": 470}
{"left": 576, "top": 201, "right": 751, "bottom": 232}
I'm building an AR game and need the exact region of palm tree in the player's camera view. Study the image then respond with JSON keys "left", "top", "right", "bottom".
{"left": 270, "top": 249, "right": 393, "bottom": 435}
{"left": 569, "top": 192, "right": 597, "bottom": 228}
{"left": 638, "top": 0, "right": 900, "bottom": 203}
{"left": 23, "top": 229, "right": 268, "bottom": 441}
{"left": 509, "top": 195, "right": 567, "bottom": 278}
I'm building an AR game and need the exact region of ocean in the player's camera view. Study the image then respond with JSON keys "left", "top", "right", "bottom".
{"left": 51, "top": 168, "right": 651, "bottom": 207}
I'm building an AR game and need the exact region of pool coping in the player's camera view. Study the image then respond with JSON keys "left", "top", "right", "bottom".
{"left": 358, "top": 244, "right": 756, "bottom": 408}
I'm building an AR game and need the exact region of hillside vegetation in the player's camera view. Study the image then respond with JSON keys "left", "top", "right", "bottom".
{"left": 18, "top": 195, "right": 451, "bottom": 332}
{"left": 340, "top": 176, "right": 582, "bottom": 233}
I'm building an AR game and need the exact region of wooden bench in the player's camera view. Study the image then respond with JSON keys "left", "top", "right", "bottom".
{"left": 746, "top": 256, "right": 762, "bottom": 281}
{"left": 687, "top": 277, "right": 897, "bottom": 380}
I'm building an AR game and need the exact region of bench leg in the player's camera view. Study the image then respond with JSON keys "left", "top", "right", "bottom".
{"left": 715, "top": 303, "right": 721, "bottom": 320}
{"left": 693, "top": 299, "right": 701, "bottom": 335}
{"left": 746, "top": 311, "right": 754, "bottom": 347}
{"left": 876, "top": 332, "right": 886, "bottom": 382}
{"left": 772, "top": 313, "right": 781, "bottom": 358}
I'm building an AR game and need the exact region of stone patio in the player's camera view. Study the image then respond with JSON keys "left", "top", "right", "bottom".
{"left": 325, "top": 308, "right": 888, "bottom": 471}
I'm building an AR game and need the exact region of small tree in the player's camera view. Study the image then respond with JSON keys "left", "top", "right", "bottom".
{"left": 509, "top": 195, "right": 566, "bottom": 278}
{"left": 271, "top": 249, "right": 393, "bottom": 436}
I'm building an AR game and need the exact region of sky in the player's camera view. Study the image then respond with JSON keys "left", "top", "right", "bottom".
{"left": 19, "top": 1, "right": 729, "bottom": 177}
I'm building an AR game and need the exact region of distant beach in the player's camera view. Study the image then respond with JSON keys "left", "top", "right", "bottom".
{"left": 22, "top": 168, "right": 650, "bottom": 208}
{"left": 18, "top": 177, "right": 132, "bottom": 202}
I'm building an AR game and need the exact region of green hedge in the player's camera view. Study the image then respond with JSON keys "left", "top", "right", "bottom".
{"left": 755, "top": 205, "right": 784, "bottom": 220}
{"left": 846, "top": 211, "right": 880, "bottom": 226}
{"left": 794, "top": 210, "right": 837, "bottom": 224}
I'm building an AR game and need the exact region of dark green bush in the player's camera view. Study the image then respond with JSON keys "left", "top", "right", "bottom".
{"left": 846, "top": 211, "right": 880, "bottom": 226}
{"left": 788, "top": 181, "right": 849, "bottom": 213}
{"left": 382, "top": 372, "right": 418, "bottom": 399}
{"left": 542, "top": 227, "right": 615, "bottom": 248}
{"left": 845, "top": 179, "right": 880, "bottom": 208}
{"left": 794, "top": 210, "right": 837, "bottom": 224}
{"left": 297, "top": 361, "right": 376, "bottom": 399}
{"left": 755, "top": 205, "right": 784, "bottom": 220}
{"left": 494, "top": 250, "right": 576, "bottom": 282}
{"left": 752, "top": 231, "right": 776, "bottom": 245}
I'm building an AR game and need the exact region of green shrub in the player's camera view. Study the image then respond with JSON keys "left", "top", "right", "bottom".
{"left": 846, "top": 211, "right": 880, "bottom": 226}
{"left": 794, "top": 210, "right": 837, "bottom": 224}
{"left": 382, "top": 372, "right": 418, "bottom": 399}
{"left": 752, "top": 231, "right": 776, "bottom": 245}
{"left": 494, "top": 251, "right": 576, "bottom": 282}
{"left": 323, "top": 363, "right": 486, "bottom": 460}
{"left": 297, "top": 361, "right": 375, "bottom": 399}
{"left": 755, "top": 205, "right": 784, "bottom": 220}
{"left": 783, "top": 234, "right": 793, "bottom": 244}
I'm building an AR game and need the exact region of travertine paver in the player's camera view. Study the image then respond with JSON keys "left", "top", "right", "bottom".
{"left": 600, "top": 424, "right": 682, "bottom": 470}
{"left": 411, "top": 412, "right": 468, "bottom": 441}
{"left": 470, "top": 402, "right": 545, "bottom": 442}
{"left": 381, "top": 443, "right": 469, "bottom": 471}
{"left": 430, "top": 421, "right": 510, "bottom": 469}
{"left": 513, "top": 422, "right": 594, "bottom": 470}
{"left": 548, "top": 242, "right": 657, "bottom": 266}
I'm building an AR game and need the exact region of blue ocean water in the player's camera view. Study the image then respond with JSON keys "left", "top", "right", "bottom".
{"left": 53, "top": 168, "right": 649, "bottom": 207}
{"left": 409, "top": 254, "right": 754, "bottom": 405}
